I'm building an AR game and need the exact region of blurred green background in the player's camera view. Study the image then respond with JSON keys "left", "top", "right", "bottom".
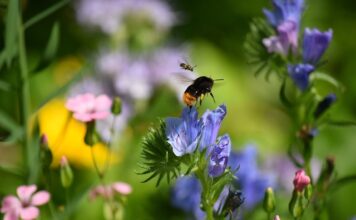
{"left": 1, "top": 0, "right": 356, "bottom": 219}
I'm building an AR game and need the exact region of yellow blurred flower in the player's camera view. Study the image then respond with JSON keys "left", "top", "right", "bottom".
{"left": 38, "top": 99, "right": 117, "bottom": 168}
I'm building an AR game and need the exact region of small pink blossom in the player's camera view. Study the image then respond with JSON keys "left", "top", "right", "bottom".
{"left": 1, "top": 185, "right": 50, "bottom": 220}
{"left": 293, "top": 169, "right": 311, "bottom": 192}
{"left": 274, "top": 215, "right": 281, "bottom": 220}
{"left": 89, "top": 182, "right": 132, "bottom": 201}
{"left": 66, "top": 93, "right": 112, "bottom": 122}
{"left": 60, "top": 156, "right": 69, "bottom": 167}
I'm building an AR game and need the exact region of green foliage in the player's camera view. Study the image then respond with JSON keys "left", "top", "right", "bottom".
{"left": 244, "top": 18, "right": 285, "bottom": 80}
{"left": 139, "top": 120, "right": 182, "bottom": 187}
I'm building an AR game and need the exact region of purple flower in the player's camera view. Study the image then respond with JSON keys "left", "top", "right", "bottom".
{"left": 200, "top": 105, "right": 227, "bottom": 151}
{"left": 1, "top": 185, "right": 50, "bottom": 220}
{"left": 263, "top": 0, "right": 304, "bottom": 55}
{"left": 76, "top": 0, "right": 176, "bottom": 35}
{"left": 263, "top": 0, "right": 304, "bottom": 28}
{"left": 228, "top": 146, "right": 275, "bottom": 210}
{"left": 171, "top": 176, "right": 205, "bottom": 219}
{"left": 303, "top": 28, "right": 333, "bottom": 65}
{"left": 97, "top": 47, "right": 195, "bottom": 101}
{"left": 208, "top": 135, "right": 231, "bottom": 177}
{"left": 314, "top": 93, "right": 337, "bottom": 118}
{"left": 263, "top": 20, "right": 298, "bottom": 55}
{"left": 165, "top": 107, "right": 202, "bottom": 156}
{"left": 288, "top": 63, "right": 315, "bottom": 91}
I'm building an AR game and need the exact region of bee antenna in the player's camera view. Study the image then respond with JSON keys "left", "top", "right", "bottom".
{"left": 214, "top": 78, "right": 224, "bottom": 81}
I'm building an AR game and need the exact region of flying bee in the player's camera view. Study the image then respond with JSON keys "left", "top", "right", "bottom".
{"left": 179, "top": 62, "right": 196, "bottom": 72}
{"left": 183, "top": 76, "right": 223, "bottom": 108}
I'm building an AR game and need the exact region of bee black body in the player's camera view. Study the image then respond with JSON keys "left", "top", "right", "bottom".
{"left": 183, "top": 76, "right": 216, "bottom": 107}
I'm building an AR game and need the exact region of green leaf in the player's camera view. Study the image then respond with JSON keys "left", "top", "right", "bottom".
{"left": 310, "top": 72, "right": 343, "bottom": 91}
{"left": 2, "top": 0, "right": 19, "bottom": 69}
{"left": 325, "top": 119, "right": 356, "bottom": 127}
{"left": 23, "top": 0, "right": 70, "bottom": 29}
{"left": 138, "top": 120, "right": 182, "bottom": 187}
{"left": 244, "top": 18, "right": 285, "bottom": 79}
{"left": 0, "top": 109, "right": 23, "bottom": 142}
{"left": 44, "top": 22, "right": 60, "bottom": 60}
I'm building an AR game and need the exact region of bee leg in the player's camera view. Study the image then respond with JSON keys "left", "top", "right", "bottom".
{"left": 210, "top": 92, "right": 216, "bottom": 103}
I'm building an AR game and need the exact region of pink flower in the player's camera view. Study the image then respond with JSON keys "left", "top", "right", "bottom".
{"left": 1, "top": 185, "right": 50, "bottom": 220}
{"left": 293, "top": 169, "right": 311, "bottom": 192}
{"left": 66, "top": 93, "right": 112, "bottom": 122}
{"left": 89, "top": 182, "right": 132, "bottom": 201}
{"left": 274, "top": 215, "right": 281, "bottom": 220}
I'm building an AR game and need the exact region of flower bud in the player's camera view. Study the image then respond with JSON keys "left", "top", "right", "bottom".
{"left": 314, "top": 93, "right": 337, "bottom": 119}
{"left": 289, "top": 190, "right": 304, "bottom": 218}
{"left": 84, "top": 121, "right": 100, "bottom": 146}
{"left": 111, "top": 97, "right": 122, "bottom": 115}
{"left": 293, "top": 170, "right": 310, "bottom": 192}
{"left": 274, "top": 215, "right": 281, "bottom": 220}
{"left": 304, "top": 184, "right": 313, "bottom": 200}
{"left": 263, "top": 187, "right": 276, "bottom": 213}
{"left": 60, "top": 156, "right": 73, "bottom": 188}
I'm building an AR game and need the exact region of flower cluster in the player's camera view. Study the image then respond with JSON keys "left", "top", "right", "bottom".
{"left": 165, "top": 105, "right": 230, "bottom": 177}
{"left": 263, "top": 0, "right": 333, "bottom": 91}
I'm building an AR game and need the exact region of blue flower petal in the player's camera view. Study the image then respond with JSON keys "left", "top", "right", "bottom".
{"left": 208, "top": 134, "right": 231, "bottom": 177}
{"left": 288, "top": 64, "right": 315, "bottom": 91}
{"left": 200, "top": 104, "right": 227, "bottom": 151}
{"left": 303, "top": 28, "right": 333, "bottom": 65}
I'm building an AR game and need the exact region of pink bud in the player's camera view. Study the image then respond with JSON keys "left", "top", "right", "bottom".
{"left": 274, "top": 215, "right": 281, "bottom": 220}
{"left": 112, "top": 182, "right": 132, "bottom": 196}
{"left": 60, "top": 156, "right": 69, "bottom": 167}
{"left": 293, "top": 169, "right": 310, "bottom": 192}
{"left": 40, "top": 134, "right": 48, "bottom": 146}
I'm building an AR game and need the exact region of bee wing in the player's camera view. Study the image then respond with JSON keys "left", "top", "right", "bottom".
{"left": 172, "top": 71, "right": 196, "bottom": 83}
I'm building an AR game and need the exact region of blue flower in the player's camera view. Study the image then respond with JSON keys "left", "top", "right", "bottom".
{"left": 263, "top": 0, "right": 304, "bottom": 27}
{"left": 228, "top": 146, "right": 275, "bottom": 210}
{"left": 208, "top": 135, "right": 232, "bottom": 178}
{"left": 288, "top": 64, "right": 315, "bottom": 91}
{"left": 166, "top": 107, "right": 202, "bottom": 156}
{"left": 303, "top": 28, "right": 333, "bottom": 65}
{"left": 171, "top": 176, "right": 205, "bottom": 219}
{"left": 314, "top": 93, "right": 337, "bottom": 119}
{"left": 200, "top": 105, "right": 227, "bottom": 151}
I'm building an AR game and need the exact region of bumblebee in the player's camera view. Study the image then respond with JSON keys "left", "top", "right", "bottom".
{"left": 180, "top": 62, "right": 196, "bottom": 72}
{"left": 183, "top": 76, "right": 222, "bottom": 107}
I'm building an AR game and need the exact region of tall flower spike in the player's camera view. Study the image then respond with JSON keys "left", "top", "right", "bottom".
{"left": 288, "top": 64, "right": 315, "bottom": 91}
{"left": 208, "top": 134, "right": 232, "bottom": 177}
{"left": 200, "top": 104, "right": 227, "bottom": 152}
{"left": 303, "top": 28, "right": 333, "bottom": 65}
{"left": 165, "top": 107, "right": 201, "bottom": 156}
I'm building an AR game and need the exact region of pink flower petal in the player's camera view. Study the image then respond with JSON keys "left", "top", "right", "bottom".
{"left": 31, "top": 191, "right": 50, "bottom": 206}
{"left": 20, "top": 206, "right": 39, "bottom": 220}
{"left": 91, "top": 111, "right": 110, "bottom": 120}
{"left": 4, "top": 211, "right": 20, "bottom": 220}
{"left": 112, "top": 182, "right": 132, "bottom": 196}
{"left": 1, "top": 196, "right": 21, "bottom": 213}
{"left": 95, "top": 95, "right": 112, "bottom": 111}
{"left": 73, "top": 112, "right": 93, "bottom": 122}
{"left": 17, "top": 185, "right": 37, "bottom": 203}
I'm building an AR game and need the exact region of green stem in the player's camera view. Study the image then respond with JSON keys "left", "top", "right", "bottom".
{"left": 18, "top": 7, "right": 33, "bottom": 183}
{"left": 196, "top": 171, "right": 214, "bottom": 220}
